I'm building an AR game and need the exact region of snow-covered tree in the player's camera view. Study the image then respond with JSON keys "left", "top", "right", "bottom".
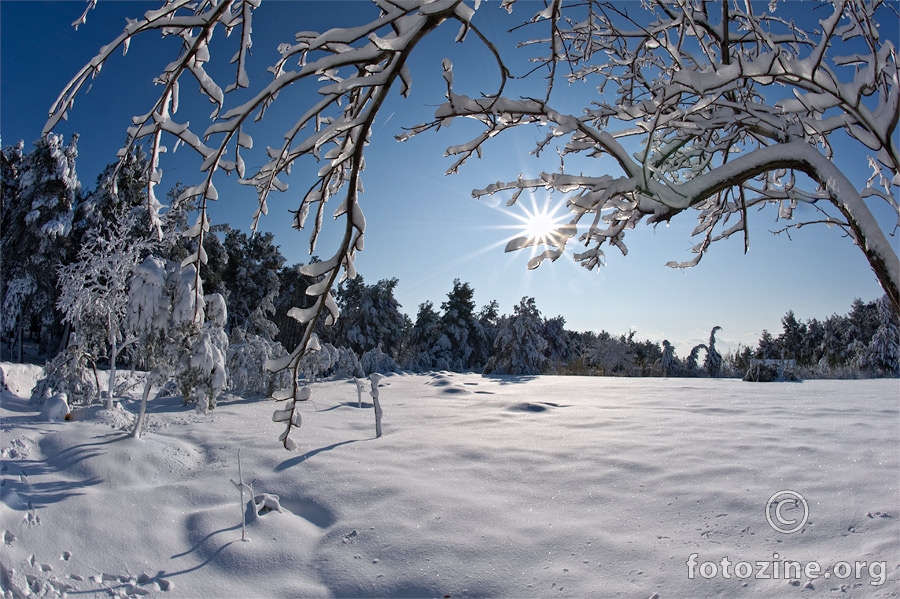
{"left": 227, "top": 327, "right": 291, "bottom": 397}
{"left": 177, "top": 292, "right": 229, "bottom": 411}
{"left": 125, "top": 256, "right": 225, "bottom": 435}
{"left": 1, "top": 134, "right": 80, "bottom": 358}
{"left": 50, "top": 0, "right": 899, "bottom": 447}
{"left": 334, "top": 276, "right": 406, "bottom": 359}
{"left": 485, "top": 297, "right": 549, "bottom": 375}
{"left": 56, "top": 209, "right": 154, "bottom": 408}
{"left": 360, "top": 346, "right": 400, "bottom": 376}
{"left": 222, "top": 229, "right": 284, "bottom": 340}
{"left": 331, "top": 346, "right": 364, "bottom": 379}
{"left": 404, "top": 301, "right": 446, "bottom": 372}
{"left": 686, "top": 344, "right": 707, "bottom": 377}
{"left": 438, "top": 279, "right": 484, "bottom": 371}
{"left": 582, "top": 331, "right": 637, "bottom": 376}
{"left": 542, "top": 315, "right": 572, "bottom": 373}
{"left": 661, "top": 340, "right": 679, "bottom": 377}
{"left": 704, "top": 326, "right": 724, "bottom": 378}
{"left": 471, "top": 299, "right": 500, "bottom": 369}
{"left": 868, "top": 295, "right": 900, "bottom": 375}
{"left": 406, "top": 1, "right": 900, "bottom": 316}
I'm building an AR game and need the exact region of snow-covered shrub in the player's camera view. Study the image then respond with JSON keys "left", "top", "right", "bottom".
{"left": 227, "top": 328, "right": 291, "bottom": 397}
{"left": 331, "top": 346, "right": 364, "bottom": 379}
{"left": 298, "top": 342, "right": 339, "bottom": 381}
{"left": 30, "top": 344, "right": 99, "bottom": 406}
{"left": 360, "top": 347, "right": 399, "bottom": 376}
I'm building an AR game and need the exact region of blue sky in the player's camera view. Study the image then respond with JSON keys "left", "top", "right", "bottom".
{"left": 1, "top": 1, "right": 895, "bottom": 356}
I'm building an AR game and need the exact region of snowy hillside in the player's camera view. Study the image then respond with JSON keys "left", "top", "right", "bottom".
{"left": 1, "top": 364, "right": 898, "bottom": 598}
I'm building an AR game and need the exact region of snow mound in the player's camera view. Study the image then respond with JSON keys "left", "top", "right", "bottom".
{"left": 68, "top": 404, "right": 135, "bottom": 430}
{"left": 0, "top": 362, "right": 45, "bottom": 398}
{"left": 39, "top": 393, "right": 69, "bottom": 421}
{"left": 37, "top": 428, "right": 205, "bottom": 489}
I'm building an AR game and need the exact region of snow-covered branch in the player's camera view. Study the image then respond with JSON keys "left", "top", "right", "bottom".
{"left": 411, "top": 0, "right": 898, "bottom": 313}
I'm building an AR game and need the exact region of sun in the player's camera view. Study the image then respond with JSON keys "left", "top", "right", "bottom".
{"left": 512, "top": 200, "right": 568, "bottom": 246}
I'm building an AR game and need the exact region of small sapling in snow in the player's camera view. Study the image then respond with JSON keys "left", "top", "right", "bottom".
{"left": 229, "top": 448, "right": 255, "bottom": 542}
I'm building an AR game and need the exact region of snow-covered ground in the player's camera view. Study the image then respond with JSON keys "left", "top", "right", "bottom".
{"left": 1, "top": 363, "right": 897, "bottom": 598}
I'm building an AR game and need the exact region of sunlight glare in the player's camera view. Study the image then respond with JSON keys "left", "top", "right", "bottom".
{"left": 514, "top": 199, "right": 567, "bottom": 246}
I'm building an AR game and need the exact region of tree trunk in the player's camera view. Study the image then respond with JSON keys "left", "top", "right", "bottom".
{"left": 131, "top": 369, "right": 155, "bottom": 438}
{"left": 107, "top": 312, "right": 116, "bottom": 410}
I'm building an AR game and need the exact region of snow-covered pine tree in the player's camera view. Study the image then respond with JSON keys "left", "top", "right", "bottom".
{"left": 438, "top": 279, "right": 483, "bottom": 371}
{"left": 778, "top": 311, "right": 805, "bottom": 363}
{"left": 360, "top": 347, "right": 400, "bottom": 376}
{"left": 704, "top": 326, "right": 723, "bottom": 378}
{"left": 484, "top": 297, "right": 548, "bottom": 376}
{"left": 582, "top": 331, "right": 637, "bottom": 376}
{"left": 222, "top": 229, "right": 285, "bottom": 340}
{"left": 471, "top": 300, "right": 500, "bottom": 369}
{"left": 334, "top": 276, "right": 406, "bottom": 360}
{"left": 298, "top": 342, "right": 340, "bottom": 381}
{"left": 869, "top": 295, "right": 900, "bottom": 375}
{"left": 331, "top": 346, "right": 364, "bottom": 379}
{"left": 756, "top": 330, "right": 780, "bottom": 361}
{"left": 661, "top": 340, "right": 679, "bottom": 377}
{"left": 404, "top": 301, "right": 444, "bottom": 372}
{"left": 1, "top": 134, "right": 80, "bottom": 358}
{"left": 227, "top": 327, "right": 291, "bottom": 397}
{"left": 542, "top": 315, "right": 572, "bottom": 373}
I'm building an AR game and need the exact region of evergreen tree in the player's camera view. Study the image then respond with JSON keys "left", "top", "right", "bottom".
{"left": 542, "top": 316, "right": 572, "bottom": 373}
{"left": 704, "top": 326, "right": 723, "bottom": 377}
{"left": 272, "top": 262, "right": 319, "bottom": 351}
{"left": 583, "top": 331, "right": 637, "bottom": 376}
{"left": 869, "top": 295, "right": 900, "bottom": 375}
{"left": 471, "top": 299, "right": 500, "bottom": 368}
{"left": 334, "top": 276, "right": 405, "bottom": 359}
{"left": 222, "top": 229, "right": 285, "bottom": 340}
{"left": 484, "top": 297, "right": 548, "bottom": 375}
{"left": 778, "top": 311, "right": 805, "bottom": 362}
{"left": 1, "top": 134, "right": 80, "bottom": 358}
{"left": 661, "top": 340, "right": 679, "bottom": 377}
{"left": 756, "top": 330, "right": 779, "bottom": 360}
{"left": 438, "top": 279, "right": 483, "bottom": 371}
{"left": 819, "top": 317, "right": 844, "bottom": 369}
{"left": 405, "top": 301, "right": 444, "bottom": 371}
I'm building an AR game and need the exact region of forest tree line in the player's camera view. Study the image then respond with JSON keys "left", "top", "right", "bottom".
{"left": 2, "top": 136, "right": 898, "bottom": 406}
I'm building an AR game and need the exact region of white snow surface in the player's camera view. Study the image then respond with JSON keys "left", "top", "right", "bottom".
{"left": 1, "top": 363, "right": 897, "bottom": 598}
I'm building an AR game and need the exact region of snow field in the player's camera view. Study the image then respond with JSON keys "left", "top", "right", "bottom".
{"left": 1, "top": 365, "right": 898, "bottom": 598}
